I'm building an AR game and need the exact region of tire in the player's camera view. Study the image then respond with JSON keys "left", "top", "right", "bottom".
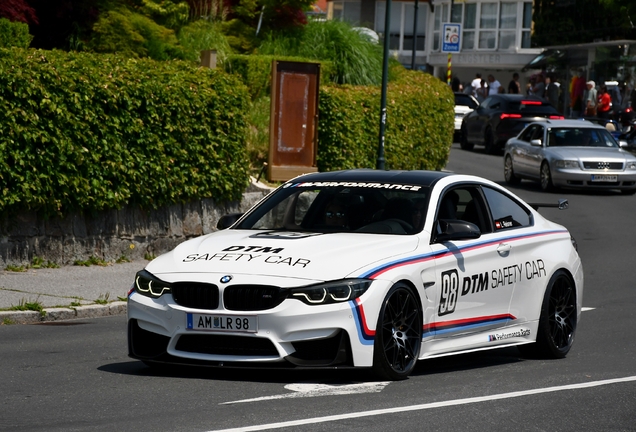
{"left": 484, "top": 127, "right": 497, "bottom": 154}
{"left": 504, "top": 155, "right": 521, "bottom": 185}
{"left": 540, "top": 161, "right": 554, "bottom": 192}
{"left": 460, "top": 125, "right": 474, "bottom": 150}
{"left": 372, "top": 284, "right": 422, "bottom": 380}
{"left": 519, "top": 270, "right": 577, "bottom": 359}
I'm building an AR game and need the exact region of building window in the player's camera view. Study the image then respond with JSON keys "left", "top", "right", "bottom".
{"left": 328, "top": 1, "right": 361, "bottom": 24}
{"left": 376, "top": 2, "right": 428, "bottom": 53}
{"left": 433, "top": 1, "right": 533, "bottom": 52}
{"left": 521, "top": 2, "right": 532, "bottom": 48}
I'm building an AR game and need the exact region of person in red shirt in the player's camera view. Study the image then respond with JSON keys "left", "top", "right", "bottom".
{"left": 597, "top": 84, "right": 612, "bottom": 119}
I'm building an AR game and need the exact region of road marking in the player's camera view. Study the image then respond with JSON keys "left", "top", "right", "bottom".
{"left": 582, "top": 307, "right": 595, "bottom": 311}
{"left": 221, "top": 382, "right": 390, "bottom": 405}
{"left": 207, "top": 376, "right": 636, "bottom": 432}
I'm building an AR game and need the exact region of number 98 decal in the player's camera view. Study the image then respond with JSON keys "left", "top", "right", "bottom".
{"left": 439, "top": 269, "right": 459, "bottom": 316}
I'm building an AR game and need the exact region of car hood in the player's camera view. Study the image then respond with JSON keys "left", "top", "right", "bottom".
{"left": 145, "top": 229, "right": 419, "bottom": 283}
{"left": 547, "top": 147, "right": 636, "bottom": 161}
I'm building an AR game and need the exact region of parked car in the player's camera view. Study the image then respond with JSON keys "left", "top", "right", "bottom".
{"left": 504, "top": 120, "right": 636, "bottom": 194}
{"left": 128, "top": 169, "right": 583, "bottom": 380}
{"left": 454, "top": 92, "right": 479, "bottom": 142}
{"left": 461, "top": 94, "right": 564, "bottom": 154}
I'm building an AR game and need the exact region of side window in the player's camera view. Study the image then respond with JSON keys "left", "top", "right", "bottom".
{"left": 530, "top": 125, "right": 545, "bottom": 143}
{"left": 436, "top": 186, "right": 491, "bottom": 234}
{"left": 482, "top": 187, "right": 532, "bottom": 230}
{"left": 481, "top": 97, "right": 492, "bottom": 109}
{"left": 518, "top": 125, "right": 537, "bottom": 142}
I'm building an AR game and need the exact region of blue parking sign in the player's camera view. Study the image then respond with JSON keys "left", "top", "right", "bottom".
{"left": 442, "top": 23, "right": 461, "bottom": 53}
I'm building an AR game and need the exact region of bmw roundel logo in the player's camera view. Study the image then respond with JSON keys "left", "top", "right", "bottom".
{"left": 220, "top": 275, "right": 233, "bottom": 284}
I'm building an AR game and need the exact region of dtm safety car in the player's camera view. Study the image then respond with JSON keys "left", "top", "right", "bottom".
{"left": 127, "top": 170, "right": 583, "bottom": 380}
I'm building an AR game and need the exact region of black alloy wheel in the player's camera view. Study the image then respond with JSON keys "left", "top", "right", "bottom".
{"left": 504, "top": 155, "right": 521, "bottom": 185}
{"left": 460, "top": 124, "right": 474, "bottom": 150}
{"left": 372, "top": 284, "right": 422, "bottom": 380}
{"left": 484, "top": 127, "right": 497, "bottom": 154}
{"left": 519, "top": 270, "right": 577, "bottom": 359}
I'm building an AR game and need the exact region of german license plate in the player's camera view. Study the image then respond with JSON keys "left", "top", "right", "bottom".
{"left": 186, "top": 313, "right": 257, "bottom": 333}
{"left": 590, "top": 174, "right": 618, "bottom": 182}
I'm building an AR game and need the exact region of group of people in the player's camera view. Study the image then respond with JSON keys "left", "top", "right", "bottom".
{"left": 460, "top": 72, "right": 559, "bottom": 105}
{"left": 455, "top": 71, "right": 618, "bottom": 119}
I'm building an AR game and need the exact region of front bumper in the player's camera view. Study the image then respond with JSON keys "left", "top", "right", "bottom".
{"left": 127, "top": 281, "right": 385, "bottom": 369}
{"left": 551, "top": 167, "right": 636, "bottom": 190}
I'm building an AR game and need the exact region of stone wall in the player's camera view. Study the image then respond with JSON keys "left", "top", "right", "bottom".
{"left": 0, "top": 179, "right": 272, "bottom": 268}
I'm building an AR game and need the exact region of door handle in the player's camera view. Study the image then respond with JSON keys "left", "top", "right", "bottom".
{"left": 497, "top": 243, "right": 512, "bottom": 256}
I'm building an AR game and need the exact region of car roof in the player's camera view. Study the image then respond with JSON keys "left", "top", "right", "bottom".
{"left": 490, "top": 94, "right": 545, "bottom": 102}
{"left": 288, "top": 169, "right": 454, "bottom": 187}
{"left": 528, "top": 119, "right": 605, "bottom": 129}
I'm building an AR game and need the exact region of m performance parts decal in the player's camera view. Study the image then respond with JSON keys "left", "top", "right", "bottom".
{"left": 438, "top": 259, "right": 546, "bottom": 316}
{"left": 284, "top": 181, "right": 423, "bottom": 191}
{"left": 488, "top": 328, "right": 531, "bottom": 341}
{"left": 183, "top": 245, "right": 311, "bottom": 267}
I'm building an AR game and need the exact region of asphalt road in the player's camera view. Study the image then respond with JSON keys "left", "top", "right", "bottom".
{"left": 1, "top": 143, "right": 635, "bottom": 432}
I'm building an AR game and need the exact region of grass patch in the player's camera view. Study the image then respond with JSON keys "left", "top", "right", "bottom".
{"left": 4, "top": 256, "right": 59, "bottom": 272}
{"left": 144, "top": 253, "right": 157, "bottom": 261}
{"left": 116, "top": 255, "right": 131, "bottom": 263}
{"left": 2, "top": 317, "right": 16, "bottom": 325}
{"left": 95, "top": 293, "right": 110, "bottom": 305}
{"left": 10, "top": 298, "right": 44, "bottom": 314}
{"left": 30, "top": 256, "right": 59, "bottom": 269}
{"left": 74, "top": 256, "right": 109, "bottom": 267}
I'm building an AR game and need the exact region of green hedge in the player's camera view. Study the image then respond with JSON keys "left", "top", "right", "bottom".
{"left": 0, "top": 18, "right": 32, "bottom": 48}
{"left": 0, "top": 48, "right": 250, "bottom": 217}
{"left": 318, "top": 69, "right": 454, "bottom": 171}
{"left": 224, "top": 54, "right": 335, "bottom": 100}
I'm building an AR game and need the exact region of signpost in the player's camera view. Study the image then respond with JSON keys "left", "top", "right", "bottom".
{"left": 441, "top": 23, "right": 461, "bottom": 85}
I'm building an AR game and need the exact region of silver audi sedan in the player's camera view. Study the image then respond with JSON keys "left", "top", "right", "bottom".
{"left": 503, "top": 120, "right": 636, "bottom": 194}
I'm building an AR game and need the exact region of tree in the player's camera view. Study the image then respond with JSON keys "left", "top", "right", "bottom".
{"left": 0, "top": 0, "right": 38, "bottom": 25}
{"left": 532, "top": 0, "right": 636, "bottom": 47}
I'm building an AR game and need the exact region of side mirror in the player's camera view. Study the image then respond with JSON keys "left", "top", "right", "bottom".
{"left": 435, "top": 219, "right": 481, "bottom": 243}
{"left": 530, "top": 139, "right": 543, "bottom": 147}
{"left": 217, "top": 213, "right": 244, "bottom": 230}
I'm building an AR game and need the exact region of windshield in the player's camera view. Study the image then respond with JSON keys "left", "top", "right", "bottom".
{"left": 235, "top": 183, "right": 430, "bottom": 235}
{"left": 547, "top": 127, "right": 619, "bottom": 148}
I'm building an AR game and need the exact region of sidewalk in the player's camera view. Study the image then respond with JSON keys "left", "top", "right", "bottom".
{"left": 0, "top": 259, "right": 146, "bottom": 324}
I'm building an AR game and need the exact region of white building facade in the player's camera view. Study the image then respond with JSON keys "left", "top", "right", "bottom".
{"left": 327, "top": 0, "right": 542, "bottom": 88}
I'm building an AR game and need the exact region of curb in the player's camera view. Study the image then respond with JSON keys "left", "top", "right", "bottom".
{"left": 0, "top": 301, "right": 127, "bottom": 325}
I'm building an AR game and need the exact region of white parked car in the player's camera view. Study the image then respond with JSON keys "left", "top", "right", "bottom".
{"left": 128, "top": 170, "right": 583, "bottom": 380}
{"left": 454, "top": 92, "right": 479, "bottom": 142}
{"left": 504, "top": 120, "right": 636, "bottom": 194}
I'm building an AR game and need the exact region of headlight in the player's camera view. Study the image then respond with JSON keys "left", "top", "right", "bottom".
{"left": 555, "top": 160, "right": 579, "bottom": 169}
{"left": 134, "top": 270, "right": 171, "bottom": 298}
{"left": 627, "top": 161, "right": 636, "bottom": 170}
{"left": 290, "top": 279, "right": 372, "bottom": 305}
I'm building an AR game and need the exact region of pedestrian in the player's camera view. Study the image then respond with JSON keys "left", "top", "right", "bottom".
{"left": 471, "top": 73, "right": 482, "bottom": 97}
{"left": 476, "top": 79, "right": 488, "bottom": 103}
{"left": 596, "top": 84, "right": 611, "bottom": 119}
{"left": 583, "top": 80, "right": 597, "bottom": 117}
{"left": 532, "top": 74, "right": 546, "bottom": 98}
{"left": 545, "top": 76, "right": 560, "bottom": 109}
{"left": 508, "top": 73, "right": 521, "bottom": 94}
{"left": 451, "top": 76, "right": 462, "bottom": 92}
{"left": 487, "top": 74, "right": 501, "bottom": 95}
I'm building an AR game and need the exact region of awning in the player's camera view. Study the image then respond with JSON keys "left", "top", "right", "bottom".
{"left": 522, "top": 40, "right": 636, "bottom": 71}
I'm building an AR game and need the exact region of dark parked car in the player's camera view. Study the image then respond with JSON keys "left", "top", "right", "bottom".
{"left": 460, "top": 94, "right": 564, "bottom": 154}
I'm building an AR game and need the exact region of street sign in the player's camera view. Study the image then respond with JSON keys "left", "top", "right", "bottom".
{"left": 442, "top": 23, "right": 461, "bottom": 53}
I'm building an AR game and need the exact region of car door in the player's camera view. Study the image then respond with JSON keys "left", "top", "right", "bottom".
{"left": 428, "top": 185, "right": 518, "bottom": 346}
{"left": 513, "top": 124, "right": 544, "bottom": 177}
{"left": 523, "top": 124, "right": 547, "bottom": 178}
{"left": 467, "top": 97, "right": 492, "bottom": 142}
